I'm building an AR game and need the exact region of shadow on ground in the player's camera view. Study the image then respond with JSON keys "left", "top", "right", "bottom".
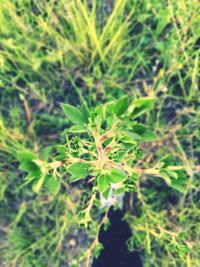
{"left": 93, "top": 208, "right": 143, "bottom": 267}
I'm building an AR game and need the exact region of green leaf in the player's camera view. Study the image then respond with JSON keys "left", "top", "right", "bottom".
{"left": 159, "top": 169, "right": 188, "bottom": 193}
{"left": 45, "top": 175, "right": 61, "bottom": 195}
{"left": 170, "top": 170, "right": 188, "bottom": 193}
{"left": 69, "top": 125, "right": 88, "bottom": 133}
{"left": 170, "top": 175, "right": 187, "bottom": 193}
{"left": 62, "top": 103, "right": 84, "bottom": 125}
{"left": 97, "top": 174, "right": 110, "bottom": 193}
{"left": 41, "top": 146, "right": 53, "bottom": 160}
{"left": 155, "top": 10, "right": 170, "bottom": 35}
{"left": 165, "top": 169, "right": 178, "bottom": 179}
{"left": 56, "top": 145, "right": 68, "bottom": 154}
{"left": 32, "top": 159, "right": 49, "bottom": 175}
{"left": 121, "top": 135, "right": 137, "bottom": 145}
{"left": 142, "top": 130, "right": 158, "bottom": 142}
{"left": 108, "top": 168, "right": 126, "bottom": 183}
{"left": 156, "top": 154, "right": 173, "bottom": 169}
{"left": 159, "top": 170, "right": 172, "bottom": 185}
{"left": 81, "top": 103, "right": 90, "bottom": 123}
{"left": 32, "top": 159, "right": 46, "bottom": 168}
{"left": 55, "top": 145, "right": 68, "bottom": 160}
{"left": 24, "top": 170, "right": 41, "bottom": 180}
{"left": 132, "top": 124, "right": 158, "bottom": 142}
{"left": 93, "top": 105, "right": 104, "bottom": 126}
{"left": 102, "top": 136, "right": 113, "bottom": 146}
{"left": 68, "top": 162, "right": 90, "bottom": 182}
{"left": 114, "top": 96, "right": 129, "bottom": 116}
{"left": 19, "top": 161, "right": 39, "bottom": 173}
{"left": 132, "top": 124, "right": 146, "bottom": 134}
{"left": 105, "top": 101, "right": 116, "bottom": 115}
{"left": 94, "top": 242, "right": 104, "bottom": 259}
{"left": 129, "top": 97, "right": 156, "bottom": 119}
{"left": 32, "top": 175, "right": 46, "bottom": 193}
{"left": 94, "top": 104, "right": 104, "bottom": 118}
{"left": 17, "top": 150, "right": 40, "bottom": 173}
{"left": 17, "top": 150, "right": 37, "bottom": 162}
{"left": 102, "top": 186, "right": 110, "bottom": 199}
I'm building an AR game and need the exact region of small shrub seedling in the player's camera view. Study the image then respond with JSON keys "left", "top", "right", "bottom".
{"left": 16, "top": 96, "right": 188, "bottom": 265}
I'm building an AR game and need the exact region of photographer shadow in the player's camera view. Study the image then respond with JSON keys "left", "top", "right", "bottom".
{"left": 92, "top": 208, "right": 143, "bottom": 267}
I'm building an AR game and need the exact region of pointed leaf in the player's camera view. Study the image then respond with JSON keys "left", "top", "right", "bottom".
{"left": 132, "top": 124, "right": 158, "bottom": 142}
{"left": 32, "top": 175, "right": 46, "bottom": 193}
{"left": 68, "top": 162, "right": 90, "bottom": 182}
{"left": 97, "top": 174, "right": 110, "bottom": 193}
{"left": 69, "top": 125, "right": 88, "bottom": 133}
{"left": 170, "top": 176, "right": 187, "bottom": 193}
{"left": 17, "top": 150, "right": 37, "bottom": 162}
{"left": 114, "top": 96, "right": 129, "bottom": 116}
{"left": 81, "top": 103, "right": 90, "bottom": 123}
{"left": 159, "top": 170, "right": 171, "bottom": 185}
{"left": 45, "top": 175, "right": 61, "bottom": 195}
{"left": 62, "top": 103, "right": 84, "bottom": 125}
{"left": 109, "top": 168, "right": 126, "bottom": 183}
{"left": 102, "top": 186, "right": 110, "bottom": 199}
{"left": 129, "top": 97, "right": 156, "bottom": 119}
{"left": 17, "top": 150, "right": 40, "bottom": 173}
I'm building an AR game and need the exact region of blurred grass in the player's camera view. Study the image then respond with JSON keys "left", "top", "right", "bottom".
{"left": 0, "top": 0, "right": 200, "bottom": 266}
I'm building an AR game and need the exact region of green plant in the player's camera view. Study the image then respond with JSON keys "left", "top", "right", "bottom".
{"left": 14, "top": 96, "right": 190, "bottom": 265}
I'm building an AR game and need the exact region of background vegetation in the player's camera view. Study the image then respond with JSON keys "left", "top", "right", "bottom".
{"left": 0, "top": 0, "right": 199, "bottom": 266}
